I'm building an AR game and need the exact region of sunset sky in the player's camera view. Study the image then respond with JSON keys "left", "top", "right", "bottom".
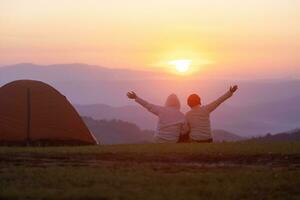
{"left": 1, "top": 0, "right": 300, "bottom": 78}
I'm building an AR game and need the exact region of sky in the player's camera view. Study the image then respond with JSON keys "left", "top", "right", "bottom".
{"left": 1, "top": 0, "right": 300, "bottom": 78}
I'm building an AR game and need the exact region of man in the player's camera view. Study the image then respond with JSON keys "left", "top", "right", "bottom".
{"left": 184, "top": 85, "right": 238, "bottom": 143}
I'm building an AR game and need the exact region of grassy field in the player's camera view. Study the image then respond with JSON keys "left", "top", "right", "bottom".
{"left": 1, "top": 141, "right": 300, "bottom": 200}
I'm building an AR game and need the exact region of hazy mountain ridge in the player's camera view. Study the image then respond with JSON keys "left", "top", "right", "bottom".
{"left": 82, "top": 117, "right": 153, "bottom": 144}
{"left": 82, "top": 117, "right": 244, "bottom": 144}
{"left": 1, "top": 63, "right": 300, "bottom": 106}
{"left": 0, "top": 63, "right": 168, "bottom": 83}
{"left": 211, "top": 96, "right": 300, "bottom": 135}
{"left": 76, "top": 104, "right": 157, "bottom": 130}
{"left": 249, "top": 129, "right": 300, "bottom": 142}
{"left": 1, "top": 63, "right": 299, "bottom": 136}
{"left": 83, "top": 116, "right": 299, "bottom": 144}
{"left": 76, "top": 96, "right": 300, "bottom": 136}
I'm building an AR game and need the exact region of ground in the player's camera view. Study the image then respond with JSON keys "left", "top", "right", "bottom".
{"left": 0, "top": 141, "right": 300, "bottom": 200}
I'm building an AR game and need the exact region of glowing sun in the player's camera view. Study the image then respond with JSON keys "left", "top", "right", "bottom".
{"left": 169, "top": 59, "right": 191, "bottom": 73}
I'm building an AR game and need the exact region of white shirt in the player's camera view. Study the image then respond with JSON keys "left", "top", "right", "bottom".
{"left": 135, "top": 97, "right": 185, "bottom": 142}
{"left": 186, "top": 91, "right": 233, "bottom": 141}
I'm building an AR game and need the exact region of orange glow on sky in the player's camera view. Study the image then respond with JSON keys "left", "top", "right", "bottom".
{"left": 0, "top": 0, "right": 300, "bottom": 78}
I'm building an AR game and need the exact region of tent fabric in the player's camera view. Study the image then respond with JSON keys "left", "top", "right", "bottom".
{"left": 0, "top": 80, "right": 97, "bottom": 145}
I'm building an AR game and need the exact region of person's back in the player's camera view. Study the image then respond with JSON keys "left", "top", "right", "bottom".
{"left": 186, "top": 105, "right": 212, "bottom": 141}
{"left": 127, "top": 91, "right": 185, "bottom": 143}
{"left": 185, "top": 85, "right": 238, "bottom": 142}
{"left": 154, "top": 105, "right": 185, "bottom": 142}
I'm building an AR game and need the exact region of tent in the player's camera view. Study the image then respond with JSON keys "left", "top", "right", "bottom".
{"left": 0, "top": 80, "right": 98, "bottom": 145}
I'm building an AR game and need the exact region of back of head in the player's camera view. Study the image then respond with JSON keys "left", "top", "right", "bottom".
{"left": 165, "top": 94, "right": 181, "bottom": 110}
{"left": 187, "top": 94, "right": 201, "bottom": 108}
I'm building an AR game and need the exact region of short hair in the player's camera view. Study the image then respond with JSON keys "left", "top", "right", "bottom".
{"left": 187, "top": 94, "right": 201, "bottom": 108}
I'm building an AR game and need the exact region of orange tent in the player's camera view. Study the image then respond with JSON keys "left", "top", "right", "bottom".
{"left": 0, "top": 80, "right": 97, "bottom": 145}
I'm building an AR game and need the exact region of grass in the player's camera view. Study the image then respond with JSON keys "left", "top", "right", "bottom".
{"left": 1, "top": 142, "right": 300, "bottom": 200}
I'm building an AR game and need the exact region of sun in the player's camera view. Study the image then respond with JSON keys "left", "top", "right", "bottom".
{"left": 169, "top": 59, "right": 191, "bottom": 73}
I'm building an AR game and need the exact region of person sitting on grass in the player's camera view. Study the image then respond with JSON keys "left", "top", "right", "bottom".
{"left": 183, "top": 85, "right": 238, "bottom": 143}
{"left": 127, "top": 91, "right": 185, "bottom": 143}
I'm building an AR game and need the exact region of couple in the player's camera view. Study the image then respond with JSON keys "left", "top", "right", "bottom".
{"left": 127, "top": 85, "right": 238, "bottom": 143}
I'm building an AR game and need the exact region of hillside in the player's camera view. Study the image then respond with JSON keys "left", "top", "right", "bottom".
{"left": 250, "top": 129, "right": 300, "bottom": 142}
{"left": 82, "top": 117, "right": 244, "bottom": 144}
{"left": 83, "top": 117, "right": 153, "bottom": 144}
{"left": 78, "top": 105, "right": 156, "bottom": 130}
{"left": 83, "top": 116, "right": 300, "bottom": 144}
{"left": 76, "top": 96, "right": 300, "bottom": 136}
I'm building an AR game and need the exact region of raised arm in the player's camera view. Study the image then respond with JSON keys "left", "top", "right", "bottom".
{"left": 205, "top": 85, "right": 238, "bottom": 113}
{"left": 127, "top": 91, "right": 162, "bottom": 116}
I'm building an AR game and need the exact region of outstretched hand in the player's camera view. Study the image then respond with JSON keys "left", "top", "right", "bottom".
{"left": 127, "top": 91, "right": 137, "bottom": 99}
{"left": 230, "top": 85, "right": 238, "bottom": 93}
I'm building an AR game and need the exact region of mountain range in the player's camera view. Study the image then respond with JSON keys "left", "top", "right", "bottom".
{"left": 83, "top": 117, "right": 300, "bottom": 144}
{"left": 75, "top": 96, "right": 300, "bottom": 137}
{"left": 0, "top": 63, "right": 299, "bottom": 136}
{"left": 82, "top": 117, "right": 245, "bottom": 144}
{"left": 1, "top": 63, "right": 300, "bottom": 106}
{"left": 0, "top": 63, "right": 168, "bottom": 83}
{"left": 249, "top": 129, "right": 300, "bottom": 142}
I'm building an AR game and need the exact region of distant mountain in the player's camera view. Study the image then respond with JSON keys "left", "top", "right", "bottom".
{"left": 212, "top": 96, "right": 300, "bottom": 135}
{"left": 0, "top": 63, "right": 168, "bottom": 83}
{"left": 76, "top": 96, "right": 300, "bottom": 136}
{"left": 1, "top": 63, "right": 300, "bottom": 107}
{"left": 249, "top": 129, "right": 300, "bottom": 142}
{"left": 76, "top": 104, "right": 157, "bottom": 130}
{"left": 82, "top": 117, "right": 153, "bottom": 144}
{"left": 82, "top": 117, "right": 244, "bottom": 144}
{"left": 1, "top": 63, "right": 300, "bottom": 136}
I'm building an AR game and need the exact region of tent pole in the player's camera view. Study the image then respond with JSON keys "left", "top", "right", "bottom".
{"left": 26, "top": 88, "right": 31, "bottom": 146}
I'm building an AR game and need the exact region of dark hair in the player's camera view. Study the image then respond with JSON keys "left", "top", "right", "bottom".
{"left": 187, "top": 94, "right": 201, "bottom": 108}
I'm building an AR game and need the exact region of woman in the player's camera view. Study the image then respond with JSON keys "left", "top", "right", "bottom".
{"left": 127, "top": 91, "right": 186, "bottom": 143}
